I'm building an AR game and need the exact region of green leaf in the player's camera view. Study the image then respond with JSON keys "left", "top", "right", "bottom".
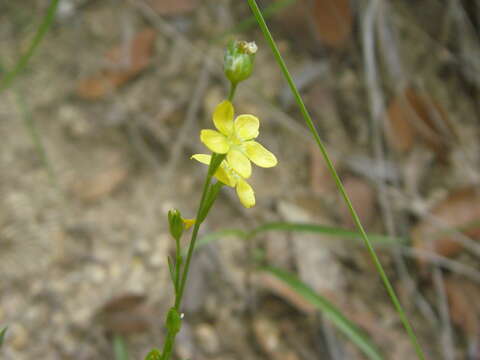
{"left": 167, "top": 256, "right": 176, "bottom": 290}
{"left": 249, "top": 222, "right": 404, "bottom": 244}
{"left": 0, "top": 327, "right": 7, "bottom": 347}
{"left": 263, "top": 266, "right": 384, "bottom": 360}
{"left": 144, "top": 348, "right": 162, "bottom": 360}
{"left": 195, "top": 222, "right": 401, "bottom": 251}
{"left": 113, "top": 334, "right": 129, "bottom": 360}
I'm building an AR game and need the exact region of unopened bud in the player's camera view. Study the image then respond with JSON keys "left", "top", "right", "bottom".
{"left": 168, "top": 209, "right": 184, "bottom": 240}
{"left": 224, "top": 40, "right": 257, "bottom": 86}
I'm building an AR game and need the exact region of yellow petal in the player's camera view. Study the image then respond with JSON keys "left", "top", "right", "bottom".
{"left": 234, "top": 114, "right": 259, "bottom": 141}
{"left": 191, "top": 154, "right": 211, "bottom": 165}
{"left": 200, "top": 130, "right": 229, "bottom": 154}
{"left": 244, "top": 141, "right": 277, "bottom": 168}
{"left": 213, "top": 100, "right": 234, "bottom": 136}
{"left": 215, "top": 164, "right": 236, "bottom": 187}
{"left": 227, "top": 149, "right": 251, "bottom": 179}
{"left": 236, "top": 179, "right": 255, "bottom": 208}
{"left": 182, "top": 218, "right": 196, "bottom": 229}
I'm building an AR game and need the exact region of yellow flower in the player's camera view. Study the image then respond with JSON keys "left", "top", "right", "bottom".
{"left": 192, "top": 154, "right": 255, "bottom": 208}
{"left": 200, "top": 100, "right": 277, "bottom": 179}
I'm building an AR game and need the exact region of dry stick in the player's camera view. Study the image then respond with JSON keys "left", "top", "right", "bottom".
{"left": 162, "top": 52, "right": 212, "bottom": 187}
{"left": 432, "top": 268, "right": 456, "bottom": 360}
{"left": 362, "top": 0, "right": 435, "bottom": 333}
{"left": 245, "top": 0, "right": 426, "bottom": 359}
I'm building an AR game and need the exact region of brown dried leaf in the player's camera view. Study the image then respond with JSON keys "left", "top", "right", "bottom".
{"left": 339, "top": 176, "right": 375, "bottom": 229}
{"left": 96, "top": 293, "right": 152, "bottom": 335}
{"left": 77, "top": 28, "right": 156, "bottom": 99}
{"left": 445, "top": 276, "right": 480, "bottom": 338}
{"left": 412, "top": 187, "right": 480, "bottom": 261}
{"left": 71, "top": 166, "right": 129, "bottom": 202}
{"left": 386, "top": 87, "right": 454, "bottom": 159}
{"left": 147, "top": 0, "right": 198, "bottom": 15}
{"left": 312, "top": 0, "right": 353, "bottom": 48}
{"left": 257, "top": 272, "right": 316, "bottom": 315}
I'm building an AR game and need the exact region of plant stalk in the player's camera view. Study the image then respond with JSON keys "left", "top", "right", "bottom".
{"left": 245, "top": 0, "right": 425, "bottom": 359}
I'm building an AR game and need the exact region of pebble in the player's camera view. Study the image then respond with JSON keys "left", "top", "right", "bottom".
{"left": 195, "top": 323, "right": 220, "bottom": 354}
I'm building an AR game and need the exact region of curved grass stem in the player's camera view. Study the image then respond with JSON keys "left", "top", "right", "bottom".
{"left": 0, "top": 0, "right": 60, "bottom": 93}
{"left": 245, "top": 1, "right": 426, "bottom": 358}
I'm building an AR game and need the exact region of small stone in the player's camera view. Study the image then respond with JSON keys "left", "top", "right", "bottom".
{"left": 10, "top": 324, "right": 28, "bottom": 350}
{"left": 195, "top": 323, "right": 220, "bottom": 354}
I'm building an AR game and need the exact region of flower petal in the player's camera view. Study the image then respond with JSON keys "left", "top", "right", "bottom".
{"left": 227, "top": 149, "right": 251, "bottom": 179}
{"left": 215, "top": 163, "right": 236, "bottom": 187}
{"left": 213, "top": 100, "right": 234, "bottom": 136}
{"left": 244, "top": 141, "right": 277, "bottom": 168}
{"left": 234, "top": 114, "right": 259, "bottom": 141}
{"left": 236, "top": 179, "right": 255, "bottom": 208}
{"left": 191, "top": 154, "right": 211, "bottom": 165}
{"left": 200, "top": 130, "right": 229, "bottom": 154}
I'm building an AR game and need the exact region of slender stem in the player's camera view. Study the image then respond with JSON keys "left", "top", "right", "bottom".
{"left": 174, "top": 237, "right": 181, "bottom": 293}
{"left": 0, "top": 0, "right": 60, "bottom": 92}
{"left": 245, "top": 1, "right": 425, "bottom": 359}
{"left": 228, "top": 83, "right": 237, "bottom": 102}
{"left": 161, "top": 154, "right": 225, "bottom": 360}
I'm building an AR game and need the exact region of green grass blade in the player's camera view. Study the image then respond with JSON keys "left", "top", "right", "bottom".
{"left": 264, "top": 266, "right": 383, "bottom": 360}
{"left": 249, "top": 222, "right": 404, "bottom": 244}
{"left": 195, "top": 229, "right": 248, "bottom": 250}
{"left": 113, "top": 334, "right": 129, "bottom": 360}
{"left": 245, "top": 1, "right": 425, "bottom": 358}
{"left": 0, "top": 327, "right": 7, "bottom": 347}
{"left": 0, "top": 0, "right": 60, "bottom": 92}
{"left": 195, "top": 222, "right": 402, "bottom": 251}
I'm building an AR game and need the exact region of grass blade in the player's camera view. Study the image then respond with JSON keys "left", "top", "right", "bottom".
{"left": 249, "top": 222, "right": 404, "bottom": 244}
{"left": 195, "top": 222, "right": 402, "bottom": 251}
{"left": 245, "top": 1, "right": 425, "bottom": 358}
{"left": 264, "top": 266, "right": 383, "bottom": 360}
{"left": 113, "top": 334, "right": 129, "bottom": 360}
{"left": 0, "top": 0, "right": 60, "bottom": 92}
{"left": 0, "top": 327, "right": 7, "bottom": 347}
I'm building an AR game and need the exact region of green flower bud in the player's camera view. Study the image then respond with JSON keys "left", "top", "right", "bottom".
{"left": 224, "top": 40, "right": 257, "bottom": 86}
{"left": 166, "top": 307, "right": 182, "bottom": 335}
{"left": 168, "top": 209, "right": 184, "bottom": 240}
{"left": 145, "top": 348, "right": 162, "bottom": 360}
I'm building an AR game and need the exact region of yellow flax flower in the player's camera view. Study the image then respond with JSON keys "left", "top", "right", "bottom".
{"left": 191, "top": 154, "right": 255, "bottom": 208}
{"left": 200, "top": 100, "right": 277, "bottom": 179}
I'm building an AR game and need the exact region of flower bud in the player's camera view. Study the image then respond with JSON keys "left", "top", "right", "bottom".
{"left": 168, "top": 209, "right": 184, "bottom": 240}
{"left": 224, "top": 40, "right": 257, "bottom": 86}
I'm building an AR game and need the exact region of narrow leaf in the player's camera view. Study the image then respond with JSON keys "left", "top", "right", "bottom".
{"left": 264, "top": 266, "right": 383, "bottom": 360}
{"left": 0, "top": 327, "right": 7, "bottom": 347}
{"left": 167, "top": 256, "right": 177, "bottom": 292}
{"left": 113, "top": 334, "right": 129, "bottom": 360}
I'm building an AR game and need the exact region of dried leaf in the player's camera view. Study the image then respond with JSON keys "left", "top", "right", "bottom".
{"left": 386, "top": 87, "right": 454, "bottom": 159}
{"left": 96, "top": 293, "right": 152, "bottom": 335}
{"left": 339, "top": 176, "right": 375, "bottom": 229}
{"left": 77, "top": 29, "right": 156, "bottom": 99}
{"left": 312, "top": 0, "right": 353, "bottom": 48}
{"left": 412, "top": 187, "right": 480, "bottom": 261}
{"left": 257, "top": 272, "right": 316, "bottom": 315}
{"left": 445, "top": 276, "right": 480, "bottom": 338}
{"left": 147, "top": 0, "right": 198, "bottom": 15}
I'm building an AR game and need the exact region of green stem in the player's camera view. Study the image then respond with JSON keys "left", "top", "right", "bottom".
{"left": 0, "top": 0, "right": 60, "bottom": 93}
{"left": 245, "top": 1, "right": 425, "bottom": 359}
{"left": 228, "top": 83, "right": 237, "bottom": 102}
{"left": 160, "top": 154, "right": 225, "bottom": 360}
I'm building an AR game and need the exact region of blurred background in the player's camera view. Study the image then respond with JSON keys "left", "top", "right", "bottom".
{"left": 0, "top": 0, "right": 479, "bottom": 359}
